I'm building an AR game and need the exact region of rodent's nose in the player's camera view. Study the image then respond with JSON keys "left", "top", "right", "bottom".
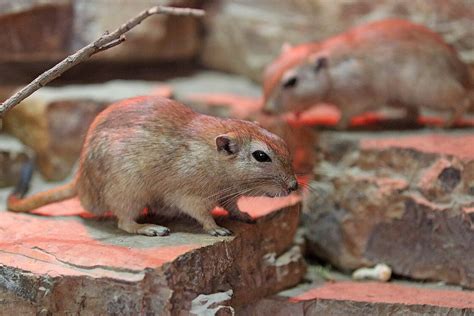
{"left": 262, "top": 97, "right": 279, "bottom": 115}
{"left": 262, "top": 108, "right": 273, "bottom": 115}
{"left": 288, "top": 180, "right": 299, "bottom": 193}
{"left": 262, "top": 104, "right": 275, "bottom": 115}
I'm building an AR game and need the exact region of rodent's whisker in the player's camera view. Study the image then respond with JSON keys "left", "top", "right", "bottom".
{"left": 214, "top": 186, "right": 256, "bottom": 203}
{"left": 220, "top": 188, "right": 252, "bottom": 200}
{"left": 298, "top": 182, "right": 324, "bottom": 195}
{"left": 203, "top": 185, "right": 240, "bottom": 201}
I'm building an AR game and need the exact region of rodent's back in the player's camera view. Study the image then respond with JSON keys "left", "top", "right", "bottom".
{"left": 315, "top": 19, "right": 456, "bottom": 62}
{"left": 76, "top": 96, "right": 201, "bottom": 213}
{"left": 347, "top": 20, "right": 469, "bottom": 87}
{"left": 354, "top": 20, "right": 471, "bottom": 107}
{"left": 317, "top": 19, "right": 466, "bottom": 81}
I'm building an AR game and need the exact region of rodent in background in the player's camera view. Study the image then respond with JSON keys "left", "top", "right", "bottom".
{"left": 8, "top": 96, "right": 298, "bottom": 237}
{"left": 263, "top": 19, "right": 473, "bottom": 128}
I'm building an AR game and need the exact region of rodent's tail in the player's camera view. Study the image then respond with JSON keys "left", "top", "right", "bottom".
{"left": 7, "top": 160, "right": 77, "bottom": 212}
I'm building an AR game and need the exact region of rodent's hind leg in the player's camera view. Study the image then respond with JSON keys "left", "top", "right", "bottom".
{"left": 337, "top": 102, "right": 376, "bottom": 129}
{"left": 404, "top": 106, "right": 420, "bottom": 125}
{"left": 336, "top": 104, "right": 363, "bottom": 130}
{"left": 175, "top": 196, "right": 232, "bottom": 236}
{"left": 444, "top": 97, "right": 469, "bottom": 128}
{"left": 117, "top": 215, "right": 170, "bottom": 237}
{"left": 219, "top": 199, "right": 256, "bottom": 224}
{"left": 336, "top": 111, "right": 352, "bottom": 130}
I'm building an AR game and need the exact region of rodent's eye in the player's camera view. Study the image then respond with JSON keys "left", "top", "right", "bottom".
{"left": 314, "top": 56, "right": 328, "bottom": 72}
{"left": 282, "top": 76, "right": 298, "bottom": 89}
{"left": 252, "top": 150, "right": 272, "bottom": 162}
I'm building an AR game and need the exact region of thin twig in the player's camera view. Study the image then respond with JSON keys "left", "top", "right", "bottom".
{"left": 96, "top": 35, "right": 126, "bottom": 52}
{"left": 0, "top": 6, "right": 205, "bottom": 117}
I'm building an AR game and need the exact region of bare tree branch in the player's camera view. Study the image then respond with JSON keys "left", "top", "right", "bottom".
{"left": 96, "top": 35, "right": 126, "bottom": 52}
{"left": 0, "top": 6, "right": 205, "bottom": 117}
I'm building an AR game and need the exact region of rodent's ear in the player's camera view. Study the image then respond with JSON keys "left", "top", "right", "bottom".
{"left": 314, "top": 56, "right": 328, "bottom": 72}
{"left": 215, "top": 134, "right": 239, "bottom": 155}
{"left": 281, "top": 42, "right": 293, "bottom": 54}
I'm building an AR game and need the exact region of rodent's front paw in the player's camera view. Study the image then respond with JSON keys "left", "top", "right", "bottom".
{"left": 207, "top": 226, "right": 232, "bottom": 237}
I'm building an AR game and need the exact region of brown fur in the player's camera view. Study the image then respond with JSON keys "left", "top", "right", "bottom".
{"left": 263, "top": 19, "right": 473, "bottom": 128}
{"left": 8, "top": 96, "right": 297, "bottom": 237}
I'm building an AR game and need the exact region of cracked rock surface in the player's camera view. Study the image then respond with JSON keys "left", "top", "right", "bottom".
{"left": 0, "top": 193, "right": 305, "bottom": 314}
{"left": 304, "top": 130, "right": 474, "bottom": 288}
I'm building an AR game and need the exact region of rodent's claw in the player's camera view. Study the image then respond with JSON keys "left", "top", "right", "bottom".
{"left": 137, "top": 224, "right": 170, "bottom": 237}
{"left": 207, "top": 226, "right": 232, "bottom": 237}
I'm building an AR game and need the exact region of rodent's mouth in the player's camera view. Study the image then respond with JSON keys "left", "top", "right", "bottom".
{"left": 264, "top": 190, "right": 290, "bottom": 198}
{"left": 264, "top": 193, "right": 277, "bottom": 198}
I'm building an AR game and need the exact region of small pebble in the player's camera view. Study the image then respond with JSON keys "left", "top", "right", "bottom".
{"left": 352, "top": 263, "right": 392, "bottom": 282}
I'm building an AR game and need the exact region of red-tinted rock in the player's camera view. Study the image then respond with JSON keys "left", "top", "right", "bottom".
{"left": 0, "top": 1, "right": 201, "bottom": 63}
{"left": 72, "top": 0, "right": 201, "bottom": 62}
{"left": 0, "top": 194, "right": 304, "bottom": 314}
{"left": 0, "top": 1, "right": 202, "bottom": 85}
{"left": 0, "top": 1, "right": 73, "bottom": 62}
{"left": 240, "top": 280, "right": 474, "bottom": 315}
{"left": 304, "top": 131, "right": 474, "bottom": 288}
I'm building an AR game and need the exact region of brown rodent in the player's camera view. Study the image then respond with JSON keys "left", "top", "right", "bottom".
{"left": 8, "top": 96, "right": 298, "bottom": 237}
{"left": 263, "top": 19, "right": 473, "bottom": 128}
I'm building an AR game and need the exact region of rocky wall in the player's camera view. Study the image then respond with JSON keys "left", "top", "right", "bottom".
{"left": 303, "top": 131, "right": 474, "bottom": 288}
{"left": 201, "top": 0, "right": 474, "bottom": 82}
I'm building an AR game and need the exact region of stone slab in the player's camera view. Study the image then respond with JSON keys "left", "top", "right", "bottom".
{"left": 240, "top": 280, "right": 474, "bottom": 315}
{"left": 0, "top": 194, "right": 305, "bottom": 314}
{"left": 72, "top": 0, "right": 201, "bottom": 62}
{"left": 0, "top": 0, "right": 73, "bottom": 62}
{"left": 0, "top": 0, "right": 201, "bottom": 63}
{"left": 304, "top": 130, "right": 474, "bottom": 288}
{"left": 0, "top": 0, "right": 202, "bottom": 85}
